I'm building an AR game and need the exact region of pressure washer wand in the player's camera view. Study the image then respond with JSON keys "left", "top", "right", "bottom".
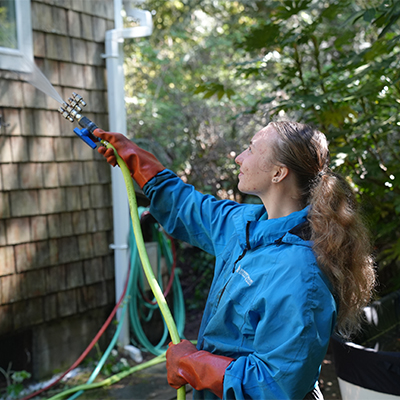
{"left": 59, "top": 93, "right": 186, "bottom": 400}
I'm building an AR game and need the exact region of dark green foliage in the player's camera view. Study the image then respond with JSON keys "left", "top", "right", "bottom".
{"left": 125, "top": 0, "right": 400, "bottom": 295}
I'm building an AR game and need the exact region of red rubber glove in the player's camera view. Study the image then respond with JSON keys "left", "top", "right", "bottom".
{"left": 94, "top": 129, "right": 165, "bottom": 189}
{"left": 166, "top": 340, "right": 234, "bottom": 399}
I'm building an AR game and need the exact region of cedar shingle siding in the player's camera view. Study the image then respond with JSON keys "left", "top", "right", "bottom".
{"left": 0, "top": 0, "right": 115, "bottom": 379}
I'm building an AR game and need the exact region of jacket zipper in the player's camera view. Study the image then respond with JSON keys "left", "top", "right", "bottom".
{"left": 232, "top": 221, "right": 251, "bottom": 272}
{"left": 215, "top": 221, "right": 252, "bottom": 309}
{"left": 198, "top": 221, "right": 252, "bottom": 349}
{"left": 232, "top": 248, "right": 247, "bottom": 273}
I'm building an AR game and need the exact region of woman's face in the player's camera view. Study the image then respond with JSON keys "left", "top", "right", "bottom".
{"left": 235, "top": 124, "right": 280, "bottom": 197}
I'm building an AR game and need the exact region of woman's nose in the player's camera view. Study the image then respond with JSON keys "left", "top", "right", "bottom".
{"left": 235, "top": 152, "right": 244, "bottom": 165}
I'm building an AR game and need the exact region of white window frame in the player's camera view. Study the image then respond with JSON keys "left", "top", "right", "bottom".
{"left": 0, "top": 0, "right": 33, "bottom": 72}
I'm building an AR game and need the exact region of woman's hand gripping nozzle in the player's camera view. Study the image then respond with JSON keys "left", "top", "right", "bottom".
{"left": 94, "top": 129, "right": 166, "bottom": 188}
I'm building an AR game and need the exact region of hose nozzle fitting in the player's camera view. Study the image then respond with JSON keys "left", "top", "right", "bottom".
{"left": 58, "top": 92, "right": 86, "bottom": 122}
{"left": 59, "top": 92, "right": 99, "bottom": 149}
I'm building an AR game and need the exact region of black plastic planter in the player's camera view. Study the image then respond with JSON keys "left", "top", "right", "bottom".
{"left": 331, "top": 290, "right": 400, "bottom": 399}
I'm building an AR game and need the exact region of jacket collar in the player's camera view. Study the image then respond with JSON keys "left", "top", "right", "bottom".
{"left": 233, "top": 205, "right": 311, "bottom": 249}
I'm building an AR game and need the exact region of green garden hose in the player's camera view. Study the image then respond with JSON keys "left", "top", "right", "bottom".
{"left": 128, "top": 208, "right": 185, "bottom": 356}
{"left": 102, "top": 142, "right": 186, "bottom": 400}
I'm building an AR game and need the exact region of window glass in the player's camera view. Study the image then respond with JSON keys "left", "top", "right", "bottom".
{"left": 0, "top": 0, "right": 17, "bottom": 49}
{"left": 0, "top": 0, "right": 32, "bottom": 72}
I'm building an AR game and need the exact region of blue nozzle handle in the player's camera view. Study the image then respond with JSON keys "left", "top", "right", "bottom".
{"left": 73, "top": 127, "right": 99, "bottom": 149}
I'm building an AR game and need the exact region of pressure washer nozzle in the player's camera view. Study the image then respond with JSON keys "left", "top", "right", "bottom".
{"left": 58, "top": 106, "right": 74, "bottom": 122}
{"left": 59, "top": 92, "right": 99, "bottom": 149}
{"left": 67, "top": 97, "right": 82, "bottom": 112}
{"left": 58, "top": 92, "right": 86, "bottom": 123}
{"left": 58, "top": 103, "right": 82, "bottom": 122}
{"left": 72, "top": 92, "right": 86, "bottom": 107}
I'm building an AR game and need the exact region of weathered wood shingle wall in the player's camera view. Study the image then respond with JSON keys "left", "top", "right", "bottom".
{"left": 0, "top": 0, "right": 116, "bottom": 379}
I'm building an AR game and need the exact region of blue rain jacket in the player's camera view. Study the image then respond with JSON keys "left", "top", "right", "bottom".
{"left": 144, "top": 170, "right": 337, "bottom": 400}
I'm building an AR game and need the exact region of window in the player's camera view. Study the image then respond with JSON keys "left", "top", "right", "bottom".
{"left": 0, "top": 0, "right": 33, "bottom": 72}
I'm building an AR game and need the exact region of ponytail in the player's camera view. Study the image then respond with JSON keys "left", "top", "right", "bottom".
{"left": 309, "top": 171, "right": 376, "bottom": 336}
{"left": 270, "top": 121, "right": 376, "bottom": 337}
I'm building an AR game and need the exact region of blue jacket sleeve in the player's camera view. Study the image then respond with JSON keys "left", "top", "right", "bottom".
{"left": 143, "top": 170, "right": 242, "bottom": 256}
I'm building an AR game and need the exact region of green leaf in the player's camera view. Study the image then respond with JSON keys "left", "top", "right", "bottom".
{"left": 240, "top": 22, "right": 281, "bottom": 51}
{"left": 11, "top": 370, "right": 31, "bottom": 383}
{"left": 340, "top": 10, "right": 364, "bottom": 27}
{"left": 363, "top": 8, "right": 376, "bottom": 22}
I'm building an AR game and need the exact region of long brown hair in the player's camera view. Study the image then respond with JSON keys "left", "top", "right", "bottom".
{"left": 270, "top": 121, "right": 376, "bottom": 336}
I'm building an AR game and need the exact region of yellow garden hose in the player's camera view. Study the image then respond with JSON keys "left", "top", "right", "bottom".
{"left": 103, "top": 141, "right": 186, "bottom": 400}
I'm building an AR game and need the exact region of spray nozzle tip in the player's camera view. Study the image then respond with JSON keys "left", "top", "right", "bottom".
{"left": 72, "top": 92, "right": 86, "bottom": 107}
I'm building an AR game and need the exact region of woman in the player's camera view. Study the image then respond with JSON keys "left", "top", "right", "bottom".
{"left": 96, "top": 121, "right": 376, "bottom": 400}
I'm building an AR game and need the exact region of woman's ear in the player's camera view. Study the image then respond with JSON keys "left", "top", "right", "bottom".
{"left": 272, "top": 165, "right": 289, "bottom": 183}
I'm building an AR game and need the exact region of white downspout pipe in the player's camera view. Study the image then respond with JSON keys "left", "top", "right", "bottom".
{"left": 104, "top": 0, "right": 153, "bottom": 346}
